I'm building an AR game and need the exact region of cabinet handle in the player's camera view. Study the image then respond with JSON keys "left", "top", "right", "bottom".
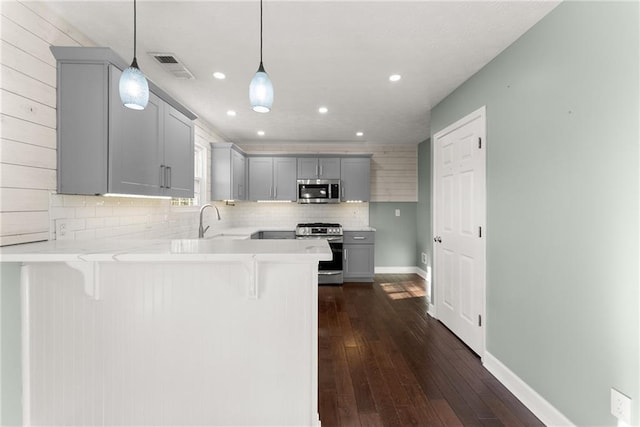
{"left": 274, "top": 186, "right": 277, "bottom": 199}
{"left": 344, "top": 248, "right": 348, "bottom": 261}
{"left": 353, "top": 236, "right": 366, "bottom": 240}
{"left": 160, "top": 165, "right": 166, "bottom": 188}
{"left": 166, "top": 166, "right": 172, "bottom": 189}
{"left": 341, "top": 186, "right": 345, "bottom": 198}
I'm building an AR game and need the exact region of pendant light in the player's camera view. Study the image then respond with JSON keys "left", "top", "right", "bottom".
{"left": 249, "top": 0, "right": 273, "bottom": 113}
{"left": 119, "top": 0, "right": 149, "bottom": 110}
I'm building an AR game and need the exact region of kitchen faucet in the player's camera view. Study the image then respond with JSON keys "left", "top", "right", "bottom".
{"left": 198, "top": 204, "right": 221, "bottom": 238}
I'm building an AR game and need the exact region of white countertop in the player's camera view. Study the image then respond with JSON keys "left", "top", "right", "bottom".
{"left": 0, "top": 238, "right": 332, "bottom": 263}
{"left": 342, "top": 227, "right": 376, "bottom": 232}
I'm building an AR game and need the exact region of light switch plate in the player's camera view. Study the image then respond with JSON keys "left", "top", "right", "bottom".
{"left": 611, "top": 388, "right": 632, "bottom": 424}
{"left": 395, "top": 209, "right": 400, "bottom": 217}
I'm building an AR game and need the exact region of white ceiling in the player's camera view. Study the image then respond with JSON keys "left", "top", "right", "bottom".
{"left": 40, "top": 0, "right": 560, "bottom": 145}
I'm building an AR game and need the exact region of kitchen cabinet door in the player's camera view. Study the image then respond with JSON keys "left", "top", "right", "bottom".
{"left": 318, "top": 158, "right": 340, "bottom": 179}
{"left": 297, "top": 158, "right": 318, "bottom": 179}
{"left": 163, "top": 105, "right": 194, "bottom": 198}
{"left": 57, "top": 62, "right": 109, "bottom": 195}
{"left": 273, "top": 157, "right": 297, "bottom": 200}
{"left": 248, "top": 157, "right": 274, "bottom": 200}
{"left": 109, "top": 66, "right": 163, "bottom": 196}
{"left": 297, "top": 157, "right": 340, "bottom": 179}
{"left": 211, "top": 144, "right": 246, "bottom": 201}
{"left": 344, "top": 245, "right": 375, "bottom": 281}
{"left": 231, "top": 149, "right": 246, "bottom": 200}
{"left": 340, "top": 157, "right": 371, "bottom": 202}
{"left": 343, "top": 231, "right": 375, "bottom": 282}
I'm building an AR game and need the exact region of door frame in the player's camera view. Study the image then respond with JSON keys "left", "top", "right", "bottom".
{"left": 430, "top": 105, "right": 487, "bottom": 358}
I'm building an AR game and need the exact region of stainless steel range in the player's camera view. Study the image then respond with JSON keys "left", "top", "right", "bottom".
{"left": 296, "top": 223, "right": 343, "bottom": 285}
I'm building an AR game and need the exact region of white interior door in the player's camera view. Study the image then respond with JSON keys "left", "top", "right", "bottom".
{"left": 433, "top": 106, "right": 486, "bottom": 357}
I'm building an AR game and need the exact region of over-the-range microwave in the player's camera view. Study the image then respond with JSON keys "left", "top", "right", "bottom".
{"left": 297, "top": 179, "right": 340, "bottom": 204}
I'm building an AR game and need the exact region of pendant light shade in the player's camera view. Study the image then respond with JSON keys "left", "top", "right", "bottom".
{"left": 250, "top": 0, "right": 273, "bottom": 113}
{"left": 120, "top": 0, "right": 149, "bottom": 110}
{"left": 250, "top": 62, "right": 273, "bottom": 113}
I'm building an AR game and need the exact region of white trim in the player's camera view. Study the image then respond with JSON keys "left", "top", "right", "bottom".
{"left": 374, "top": 266, "right": 422, "bottom": 274}
{"left": 21, "top": 265, "right": 30, "bottom": 426}
{"left": 414, "top": 267, "right": 427, "bottom": 279}
{"left": 483, "top": 352, "right": 574, "bottom": 427}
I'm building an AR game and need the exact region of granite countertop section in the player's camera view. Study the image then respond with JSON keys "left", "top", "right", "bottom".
{"left": 0, "top": 238, "right": 332, "bottom": 263}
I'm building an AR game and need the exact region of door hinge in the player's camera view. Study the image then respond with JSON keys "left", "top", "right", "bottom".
{"left": 478, "top": 137, "right": 482, "bottom": 149}
{"left": 478, "top": 315, "right": 482, "bottom": 327}
{"left": 478, "top": 226, "right": 482, "bottom": 238}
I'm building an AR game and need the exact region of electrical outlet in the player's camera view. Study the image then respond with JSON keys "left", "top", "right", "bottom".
{"left": 611, "top": 388, "right": 632, "bottom": 424}
{"left": 57, "top": 221, "right": 67, "bottom": 237}
{"left": 395, "top": 209, "right": 400, "bottom": 217}
{"left": 421, "top": 252, "right": 427, "bottom": 264}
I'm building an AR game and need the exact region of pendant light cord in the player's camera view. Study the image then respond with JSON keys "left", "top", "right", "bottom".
{"left": 133, "top": 0, "right": 137, "bottom": 59}
{"left": 260, "top": 0, "right": 263, "bottom": 64}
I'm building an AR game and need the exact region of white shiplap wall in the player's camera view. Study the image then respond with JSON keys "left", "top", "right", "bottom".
{"left": 0, "top": 1, "right": 95, "bottom": 246}
{"left": 239, "top": 142, "right": 418, "bottom": 202}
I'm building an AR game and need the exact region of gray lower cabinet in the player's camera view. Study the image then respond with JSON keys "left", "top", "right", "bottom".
{"left": 343, "top": 231, "right": 375, "bottom": 282}
{"left": 248, "top": 157, "right": 297, "bottom": 201}
{"left": 340, "top": 157, "right": 371, "bottom": 202}
{"left": 297, "top": 157, "right": 340, "bottom": 179}
{"left": 53, "top": 46, "right": 195, "bottom": 197}
{"left": 253, "top": 231, "right": 296, "bottom": 239}
{"left": 211, "top": 143, "right": 246, "bottom": 200}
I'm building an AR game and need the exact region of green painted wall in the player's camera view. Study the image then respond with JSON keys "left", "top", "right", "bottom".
{"left": 369, "top": 202, "right": 417, "bottom": 267}
{"left": 1, "top": 263, "right": 22, "bottom": 426}
{"left": 430, "top": 2, "right": 639, "bottom": 425}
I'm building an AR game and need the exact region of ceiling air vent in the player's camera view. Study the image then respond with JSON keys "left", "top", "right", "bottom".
{"left": 148, "top": 52, "right": 195, "bottom": 79}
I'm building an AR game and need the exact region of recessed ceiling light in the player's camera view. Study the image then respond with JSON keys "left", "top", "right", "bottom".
{"left": 389, "top": 74, "right": 402, "bottom": 82}
{"left": 257, "top": 130, "right": 265, "bottom": 136}
{"left": 213, "top": 72, "right": 226, "bottom": 80}
{"left": 318, "top": 106, "right": 328, "bottom": 114}
{"left": 356, "top": 131, "right": 364, "bottom": 137}
{"left": 227, "top": 110, "right": 236, "bottom": 116}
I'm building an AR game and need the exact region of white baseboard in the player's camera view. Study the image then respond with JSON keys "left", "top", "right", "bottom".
{"left": 374, "top": 266, "right": 423, "bottom": 275}
{"left": 483, "top": 352, "right": 574, "bottom": 427}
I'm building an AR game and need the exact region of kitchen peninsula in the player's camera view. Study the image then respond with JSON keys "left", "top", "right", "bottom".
{"left": 0, "top": 238, "right": 331, "bottom": 426}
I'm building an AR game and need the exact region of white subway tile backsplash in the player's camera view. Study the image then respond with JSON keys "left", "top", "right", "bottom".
{"left": 75, "top": 207, "right": 96, "bottom": 218}
{"left": 50, "top": 193, "right": 369, "bottom": 242}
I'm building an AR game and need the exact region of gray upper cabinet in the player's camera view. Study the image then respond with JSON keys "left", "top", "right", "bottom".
{"left": 52, "top": 46, "right": 196, "bottom": 198}
{"left": 340, "top": 157, "right": 371, "bottom": 201}
{"left": 297, "top": 157, "right": 340, "bottom": 179}
{"left": 211, "top": 143, "right": 246, "bottom": 200}
{"left": 109, "top": 67, "right": 163, "bottom": 196}
{"left": 162, "top": 104, "right": 194, "bottom": 198}
{"left": 248, "top": 157, "right": 297, "bottom": 201}
{"left": 248, "top": 157, "right": 273, "bottom": 200}
{"left": 273, "top": 158, "right": 297, "bottom": 200}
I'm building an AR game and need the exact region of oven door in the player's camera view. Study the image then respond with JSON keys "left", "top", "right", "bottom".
{"left": 297, "top": 236, "right": 343, "bottom": 284}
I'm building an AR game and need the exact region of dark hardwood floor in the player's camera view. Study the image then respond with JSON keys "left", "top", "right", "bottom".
{"left": 318, "top": 274, "right": 544, "bottom": 426}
